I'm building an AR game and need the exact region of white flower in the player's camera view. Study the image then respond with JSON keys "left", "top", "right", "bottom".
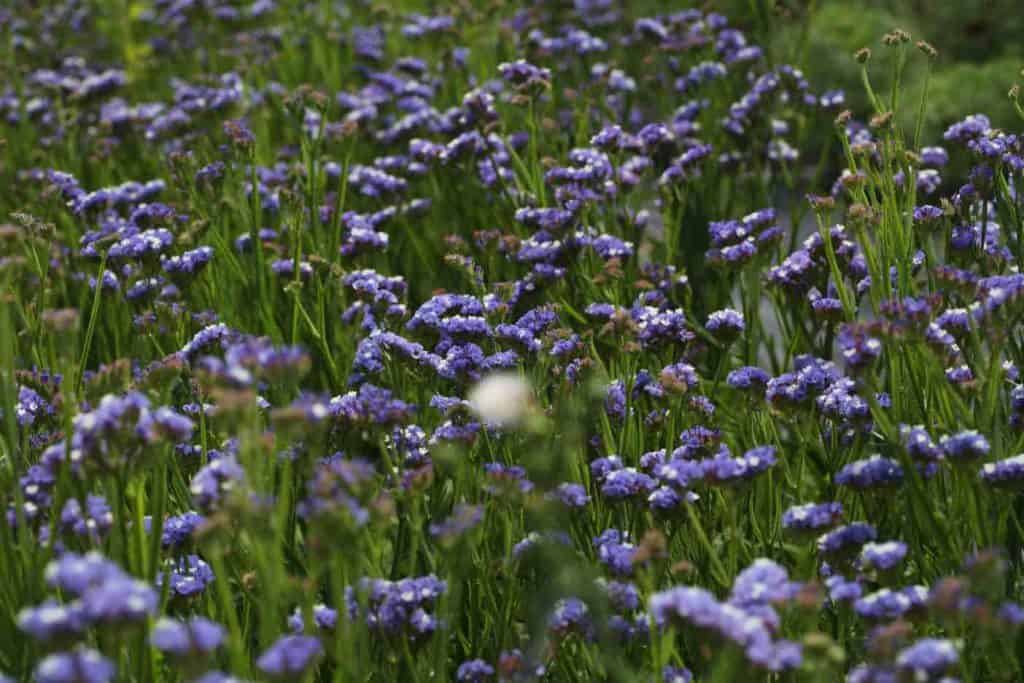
{"left": 467, "top": 373, "right": 532, "bottom": 428}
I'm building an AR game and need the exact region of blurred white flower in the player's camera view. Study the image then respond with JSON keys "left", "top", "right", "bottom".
{"left": 467, "top": 373, "right": 532, "bottom": 428}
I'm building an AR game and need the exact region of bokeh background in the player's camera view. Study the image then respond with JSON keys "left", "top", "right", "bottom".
{"left": 713, "top": 0, "right": 1023, "bottom": 141}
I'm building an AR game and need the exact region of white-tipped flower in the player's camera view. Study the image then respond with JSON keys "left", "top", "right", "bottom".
{"left": 467, "top": 373, "right": 532, "bottom": 428}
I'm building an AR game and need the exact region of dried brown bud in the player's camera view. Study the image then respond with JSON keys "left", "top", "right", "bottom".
{"left": 41, "top": 308, "right": 80, "bottom": 334}
{"left": 866, "top": 620, "right": 913, "bottom": 659}
{"left": 851, "top": 141, "right": 877, "bottom": 157}
{"left": 631, "top": 529, "right": 668, "bottom": 565}
{"left": 0, "top": 224, "right": 21, "bottom": 243}
{"left": 916, "top": 40, "right": 937, "bottom": 58}
{"left": 854, "top": 47, "right": 871, "bottom": 64}
{"left": 869, "top": 111, "right": 895, "bottom": 129}
{"left": 840, "top": 172, "right": 867, "bottom": 189}
{"left": 806, "top": 194, "right": 836, "bottom": 211}
{"left": 883, "top": 29, "right": 911, "bottom": 46}
{"left": 834, "top": 109, "right": 852, "bottom": 126}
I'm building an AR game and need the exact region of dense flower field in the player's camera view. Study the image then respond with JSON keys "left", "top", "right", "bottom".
{"left": 3, "top": 1, "right": 1024, "bottom": 681}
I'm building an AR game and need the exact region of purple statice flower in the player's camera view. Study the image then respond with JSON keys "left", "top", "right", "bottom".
{"left": 913, "top": 204, "right": 945, "bottom": 226}
{"left": 603, "top": 580, "right": 641, "bottom": 613}
{"left": 663, "top": 665, "right": 694, "bottom": 683}
{"left": 648, "top": 485, "right": 695, "bottom": 511}
{"left": 600, "top": 468, "right": 657, "bottom": 500}
{"left": 161, "top": 511, "right": 206, "bottom": 550}
{"left": 554, "top": 482, "right": 590, "bottom": 508}
{"left": 896, "top": 638, "right": 958, "bottom": 680}
{"left": 649, "top": 585, "right": 801, "bottom": 671}
{"left": 944, "top": 113, "right": 991, "bottom": 143}
{"left": 605, "top": 380, "right": 627, "bottom": 422}
{"left": 60, "top": 495, "right": 113, "bottom": 541}
{"left": 354, "top": 575, "right": 446, "bottom": 639}
{"left": 727, "top": 366, "right": 770, "bottom": 394}
{"left": 673, "top": 426, "right": 722, "bottom": 460}
{"left": 705, "top": 308, "right": 745, "bottom": 343}
{"left": 837, "top": 325, "right": 882, "bottom": 371}
{"left": 162, "top": 246, "right": 214, "bottom": 280}
{"left": 782, "top": 502, "right": 843, "bottom": 534}
{"left": 270, "top": 259, "right": 313, "bottom": 280}
{"left": 70, "top": 392, "right": 193, "bottom": 468}
{"left": 659, "top": 362, "right": 699, "bottom": 394}
{"left": 256, "top": 635, "right": 323, "bottom": 678}
{"left": 499, "top": 59, "right": 550, "bottom": 88}
{"left": 483, "top": 463, "right": 533, "bottom": 495}
{"left": 288, "top": 604, "right": 339, "bottom": 633}
{"left": 107, "top": 228, "right": 174, "bottom": 263}
{"left": 653, "top": 458, "right": 704, "bottom": 490}
{"left": 818, "top": 523, "right": 877, "bottom": 559}
{"left": 901, "top": 425, "right": 942, "bottom": 463}
{"left": 825, "top": 574, "right": 863, "bottom": 603}
{"left": 860, "top": 541, "right": 908, "bottom": 572}
{"left": 79, "top": 571, "right": 158, "bottom": 626}
{"left": 190, "top": 456, "right": 245, "bottom": 512}
{"left": 157, "top": 555, "right": 215, "bottom": 598}
{"left": 921, "top": 146, "right": 949, "bottom": 167}
{"left": 729, "top": 559, "right": 799, "bottom": 609}
{"left": 594, "top": 529, "right": 636, "bottom": 577}
{"left": 15, "top": 385, "right": 54, "bottom": 427}
{"left": 192, "top": 673, "right": 249, "bottom": 683}
{"left": 980, "top": 454, "right": 1024, "bottom": 489}
{"left": 634, "top": 307, "right": 694, "bottom": 349}
{"left": 855, "top": 585, "right": 929, "bottom": 621}
{"left": 44, "top": 553, "right": 124, "bottom": 596}
{"left": 18, "top": 600, "right": 87, "bottom": 642}
{"left": 548, "top": 598, "right": 594, "bottom": 641}
{"left": 702, "top": 446, "right": 777, "bottom": 485}
{"left": 298, "top": 456, "right": 375, "bottom": 525}
{"left": 940, "top": 430, "right": 990, "bottom": 464}
{"left": 329, "top": 384, "right": 415, "bottom": 426}
{"left": 151, "top": 617, "right": 225, "bottom": 657}
{"left": 834, "top": 456, "right": 904, "bottom": 490}
{"left": 35, "top": 648, "right": 115, "bottom": 683}
{"left": 179, "top": 323, "right": 238, "bottom": 361}
{"left": 429, "top": 504, "right": 483, "bottom": 543}
{"left": 455, "top": 659, "right": 495, "bottom": 682}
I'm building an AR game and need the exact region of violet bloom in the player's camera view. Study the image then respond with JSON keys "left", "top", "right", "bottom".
{"left": 256, "top": 635, "right": 323, "bottom": 677}
{"left": 817, "top": 523, "right": 877, "bottom": 558}
{"left": 727, "top": 366, "right": 770, "bottom": 394}
{"left": 860, "top": 541, "right": 908, "bottom": 572}
{"left": 288, "top": 604, "right": 339, "bottom": 633}
{"left": 834, "top": 455, "right": 904, "bottom": 490}
{"left": 455, "top": 659, "right": 495, "bottom": 682}
{"left": 79, "top": 573, "right": 157, "bottom": 625}
{"left": 157, "top": 554, "right": 215, "bottom": 598}
{"left": 705, "top": 308, "right": 745, "bottom": 343}
{"left": 44, "top": 552, "right": 124, "bottom": 596}
{"left": 980, "top": 454, "right": 1024, "bottom": 489}
{"left": 896, "top": 638, "right": 958, "bottom": 680}
{"left": 940, "top": 430, "right": 990, "bottom": 464}
{"left": 855, "top": 585, "right": 929, "bottom": 621}
{"left": 17, "top": 600, "right": 87, "bottom": 642}
{"left": 35, "top": 648, "right": 115, "bottom": 683}
{"left": 553, "top": 483, "right": 590, "bottom": 508}
{"left": 702, "top": 446, "right": 777, "bottom": 485}
{"left": 548, "top": 598, "right": 594, "bottom": 641}
{"left": 428, "top": 504, "right": 483, "bottom": 543}
{"left": 190, "top": 456, "right": 246, "bottom": 512}
{"left": 151, "top": 617, "right": 225, "bottom": 657}
{"left": 782, "top": 502, "right": 843, "bottom": 534}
